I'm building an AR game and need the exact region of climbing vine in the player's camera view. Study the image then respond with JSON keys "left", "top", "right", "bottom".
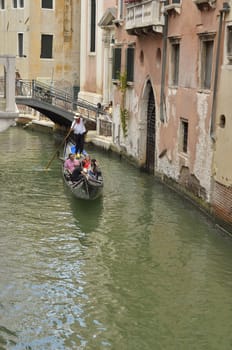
{"left": 119, "top": 71, "right": 129, "bottom": 137}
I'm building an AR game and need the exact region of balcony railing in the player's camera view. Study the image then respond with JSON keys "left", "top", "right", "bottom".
{"left": 125, "top": 0, "right": 164, "bottom": 35}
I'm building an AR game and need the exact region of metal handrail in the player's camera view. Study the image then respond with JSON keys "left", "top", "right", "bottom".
{"left": 16, "top": 79, "right": 108, "bottom": 121}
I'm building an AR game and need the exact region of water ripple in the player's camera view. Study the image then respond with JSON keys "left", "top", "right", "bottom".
{"left": 1, "top": 128, "right": 232, "bottom": 349}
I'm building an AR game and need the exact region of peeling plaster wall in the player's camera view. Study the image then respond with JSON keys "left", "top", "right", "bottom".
{"left": 194, "top": 93, "right": 213, "bottom": 201}
{"left": 214, "top": 67, "right": 232, "bottom": 187}
{"left": 113, "top": 0, "right": 222, "bottom": 204}
{"left": 112, "top": 16, "right": 163, "bottom": 163}
{"left": 125, "top": 88, "right": 140, "bottom": 157}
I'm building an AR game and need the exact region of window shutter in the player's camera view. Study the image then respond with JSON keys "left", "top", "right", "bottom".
{"left": 41, "top": 35, "right": 53, "bottom": 58}
{"left": 112, "top": 47, "right": 121, "bottom": 80}
{"left": 90, "top": 0, "right": 96, "bottom": 52}
{"left": 42, "top": 0, "right": 53, "bottom": 9}
{"left": 126, "top": 47, "right": 134, "bottom": 82}
{"left": 18, "top": 33, "right": 23, "bottom": 57}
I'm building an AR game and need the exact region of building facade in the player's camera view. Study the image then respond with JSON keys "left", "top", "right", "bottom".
{"left": 109, "top": 0, "right": 231, "bottom": 230}
{"left": 0, "top": 0, "right": 81, "bottom": 94}
{"left": 0, "top": 0, "right": 230, "bottom": 229}
{"left": 212, "top": 0, "right": 232, "bottom": 228}
{"left": 79, "top": 0, "right": 116, "bottom": 106}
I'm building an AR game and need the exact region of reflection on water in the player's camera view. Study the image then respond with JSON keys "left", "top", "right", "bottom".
{"left": 1, "top": 127, "right": 232, "bottom": 350}
{"left": 66, "top": 189, "right": 103, "bottom": 235}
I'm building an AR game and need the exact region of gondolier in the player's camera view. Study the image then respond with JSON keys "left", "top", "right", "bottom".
{"left": 62, "top": 139, "right": 103, "bottom": 200}
{"left": 71, "top": 113, "right": 86, "bottom": 157}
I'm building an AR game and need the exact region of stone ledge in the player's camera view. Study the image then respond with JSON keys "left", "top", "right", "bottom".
{"left": 86, "top": 131, "right": 112, "bottom": 151}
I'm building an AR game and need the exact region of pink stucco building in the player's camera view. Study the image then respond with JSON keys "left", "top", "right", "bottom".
{"left": 80, "top": 0, "right": 232, "bottom": 231}
{"left": 110, "top": 0, "right": 231, "bottom": 230}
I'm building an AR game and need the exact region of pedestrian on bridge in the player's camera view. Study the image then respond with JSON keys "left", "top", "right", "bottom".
{"left": 70, "top": 113, "right": 86, "bottom": 157}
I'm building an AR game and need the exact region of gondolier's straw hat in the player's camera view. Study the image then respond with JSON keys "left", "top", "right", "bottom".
{"left": 74, "top": 112, "right": 81, "bottom": 119}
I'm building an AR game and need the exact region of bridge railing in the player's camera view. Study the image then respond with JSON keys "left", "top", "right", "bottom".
{"left": 16, "top": 79, "right": 112, "bottom": 136}
{"left": 17, "top": 80, "right": 108, "bottom": 121}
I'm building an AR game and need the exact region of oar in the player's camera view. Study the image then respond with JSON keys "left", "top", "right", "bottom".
{"left": 44, "top": 128, "right": 72, "bottom": 170}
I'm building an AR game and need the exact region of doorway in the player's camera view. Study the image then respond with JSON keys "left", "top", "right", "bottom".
{"left": 145, "top": 86, "right": 156, "bottom": 174}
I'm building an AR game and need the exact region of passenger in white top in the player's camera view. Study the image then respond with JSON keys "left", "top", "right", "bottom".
{"left": 71, "top": 113, "right": 86, "bottom": 156}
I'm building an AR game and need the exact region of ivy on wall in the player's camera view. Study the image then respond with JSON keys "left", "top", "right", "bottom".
{"left": 119, "top": 71, "right": 129, "bottom": 137}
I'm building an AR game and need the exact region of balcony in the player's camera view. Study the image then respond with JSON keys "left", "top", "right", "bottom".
{"left": 164, "top": 0, "right": 181, "bottom": 14}
{"left": 125, "top": 0, "right": 164, "bottom": 36}
{"left": 193, "top": 0, "right": 216, "bottom": 10}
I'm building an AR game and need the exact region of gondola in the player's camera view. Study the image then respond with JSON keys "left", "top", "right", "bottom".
{"left": 62, "top": 140, "right": 103, "bottom": 200}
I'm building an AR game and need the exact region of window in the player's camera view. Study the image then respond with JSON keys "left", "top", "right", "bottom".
{"left": 200, "top": 35, "right": 214, "bottom": 90}
{"left": 227, "top": 25, "right": 232, "bottom": 64}
{"left": 180, "top": 119, "right": 188, "bottom": 153}
{"left": 112, "top": 47, "right": 121, "bottom": 80}
{"left": 42, "top": 0, "right": 53, "bottom": 9}
{"left": 170, "top": 38, "right": 180, "bottom": 86}
{"left": 219, "top": 115, "right": 226, "bottom": 128}
{"left": 18, "top": 33, "right": 24, "bottom": 57}
{"left": 90, "top": 0, "right": 96, "bottom": 52}
{"left": 13, "top": 0, "right": 24, "bottom": 8}
{"left": 164, "top": 0, "right": 181, "bottom": 7}
{"left": 40, "top": 34, "right": 53, "bottom": 58}
{"left": 126, "top": 47, "right": 134, "bottom": 82}
{"left": 0, "top": 0, "right": 5, "bottom": 9}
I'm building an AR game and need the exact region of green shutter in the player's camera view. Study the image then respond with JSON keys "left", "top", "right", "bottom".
{"left": 112, "top": 48, "right": 121, "bottom": 80}
{"left": 127, "top": 47, "right": 134, "bottom": 82}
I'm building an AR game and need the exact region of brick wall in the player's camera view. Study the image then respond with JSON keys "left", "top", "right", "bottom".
{"left": 212, "top": 181, "right": 232, "bottom": 225}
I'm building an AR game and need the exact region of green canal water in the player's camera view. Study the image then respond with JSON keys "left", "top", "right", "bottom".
{"left": 0, "top": 126, "right": 232, "bottom": 350}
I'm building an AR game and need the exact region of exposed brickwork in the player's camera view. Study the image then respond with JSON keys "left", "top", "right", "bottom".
{"left": 212, "top": 182, "right": 232, "bottom": 225}
{"left": 179, "top": 166, "right": 207, "bottom": 200}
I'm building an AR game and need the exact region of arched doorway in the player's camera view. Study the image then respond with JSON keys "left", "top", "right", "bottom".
{"left": 145, "top": 85, "right": 156, "bottom": 174}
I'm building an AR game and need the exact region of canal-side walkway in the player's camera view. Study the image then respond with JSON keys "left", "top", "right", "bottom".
{"left": 16, "top": 114, "right": 113, "bottom": 150}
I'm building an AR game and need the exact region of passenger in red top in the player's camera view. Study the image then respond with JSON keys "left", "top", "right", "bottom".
{"left": 82, "top": 155, "right": 91, "bottom": 170}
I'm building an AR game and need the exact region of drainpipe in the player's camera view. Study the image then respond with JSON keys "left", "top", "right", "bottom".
{"left": 160, "top": 9, "right": 168, "bottom": 123}
{"left": 210, "top": 2, "right": 230, "bottom": 140}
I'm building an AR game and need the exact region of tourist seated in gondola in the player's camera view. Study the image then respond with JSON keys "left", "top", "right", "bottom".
{"left": 89, "top": 159, "right": 102, "bottom": 180}
{"left": 64, "top": 153, "right": 80, "bottom": 175}
{"left": 71, "top": 164, "right": 84, "bottom": 182}
{"left": 81, "top": 154, "right": 91, "bottom": 171}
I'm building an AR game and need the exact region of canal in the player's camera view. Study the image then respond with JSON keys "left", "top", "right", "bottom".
{"left": 1, "top": 126, "right": 232, "bottom": 350}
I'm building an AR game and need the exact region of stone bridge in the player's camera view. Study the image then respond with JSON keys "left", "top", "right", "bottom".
{"left": 15, "top": 80, "right": 105, "bottom": 128}
{"left": 0, "top": 58, "right": 112, "bottom": 134}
